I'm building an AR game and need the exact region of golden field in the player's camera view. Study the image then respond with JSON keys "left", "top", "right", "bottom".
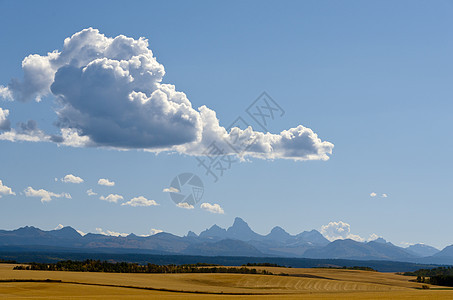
{"left": 1, "top": 264, "right": 453, "bottom": 299}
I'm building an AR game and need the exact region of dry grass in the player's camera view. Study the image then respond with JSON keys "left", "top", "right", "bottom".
{"left": 0, "top": 264, "right": 452, "bottom": 299}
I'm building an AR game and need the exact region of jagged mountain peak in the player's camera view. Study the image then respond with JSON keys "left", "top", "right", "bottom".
{"left": 368, "top": 237, "right": 387, "bottom": 244}
{"left": 406, "top": 243, "right": 440, "bottom": 257}
{"left": 231, "top": 217, "right": 250, "bottom": 228}
{"left": 199, "top": 224, "right": 227, "bottom": 239}
{"left": 270, "top": 226, "right": 286, "bottom": 233}
{"left": 13, "top": 226, "right": 44, "bottom": 235}
{"left": 210, "top": 224, "right": 225, "bottom": 230}
{"left": 49, "top": 226, "right": 81, "bottom": 239}
{"left": 265, "top": 226, "right": 292, "bottom": 242}
{"left": 16, "top": 225, "right": 40, "bottom": 230}
{"left": 295, "top": 229, "right": 330, "bottom": 246}
{"left": 226, "top": 218, "right": 262, "bottom": 241}
{"left": 186, "top": 231, "right": 198, "bottom": 238}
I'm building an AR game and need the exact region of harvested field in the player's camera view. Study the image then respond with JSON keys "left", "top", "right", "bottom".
{"left": 1, "top": 264, "right": 452, "bottom": 299}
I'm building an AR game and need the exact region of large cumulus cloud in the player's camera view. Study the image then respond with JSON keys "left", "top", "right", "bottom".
{"left": 0, "top": 28, "right": 333, "bottom": 160}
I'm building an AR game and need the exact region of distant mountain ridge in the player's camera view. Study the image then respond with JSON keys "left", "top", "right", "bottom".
{"left": 406, "top": 244, "right": 440, "bottom": 257}
{"left": 0, "top": 218, "right": 449, "bottom": 265}
{"left": 198, "top": 217, "right": 329, "bottom": 245}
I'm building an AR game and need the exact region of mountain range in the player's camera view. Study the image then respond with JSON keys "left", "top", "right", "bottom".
{"left": 0, "top": 218, "right": 451, "bottom": 265}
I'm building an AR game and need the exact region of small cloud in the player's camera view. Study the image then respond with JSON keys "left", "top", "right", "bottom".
{"left": 98, "top": 178, "right": 115, "bottom": 186}
{"left": 370, "top": 192, "right": 377, "bottom": 197}
{"left": 368, "top": 233, "right": 382, "bottom": 241}
{"left": 61, "top": 174, "right": 84, "bottom": 184}
{"left": 54, "top": 224, "right": 64, "bottom": 230}
{"left": 0, "top": 119, "right": 51, "bottom": 143}
{"left": 163, "top": 187, "right": 179, "bottom": 193}
{"left": 138, "top": 228, "right": 164, "bottom": 237}
{"left": 95, "top": 227, "right": 128, "bottom": 237}
{"left": 149, "top": 228, "right": 163, "bottom": 235}
{"left": 86, "top": 189, "right": 97, "bottom": 196}
{"left": 24, "top": 186, "right": 71, "bottom": 203}
{"left": 320, "top": 221, "right": 364, "bottom": 242}
{"left": 99, "top": 194, "right": 123, "bottom": 203}
{"left": 400, "top": 241, "right": 415, "bottom": 247}
{"left": 381, "top": 193, "right": 388, "bottom": 198}
{"left": 54, "top": 178, "right": 58, "bottom": 182}
{"left": 0, "top": 86, "right": 12, "bottom": 100}
{"left": 0, "top": 180, "right": 15, "bottom": 198}
{"left": 76, "top": 229, "right": 86, "bottom": 236}
{"left": 177, "top": 202, "right": 194, "bottom": 209}
{"left": 121, "top": 196, "right": 158, "bottom": 207}
{"left": 0, "top": 107, "right": 11, "bottom": 131}
{"left": 200, "top": 203, "right": 225, "bottom": 214}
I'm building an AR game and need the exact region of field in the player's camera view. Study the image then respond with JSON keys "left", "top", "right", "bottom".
{"left": 1, "top": 264, "right": 453, "bottom": 299}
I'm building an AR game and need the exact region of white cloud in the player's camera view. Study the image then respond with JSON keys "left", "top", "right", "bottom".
{"left": 370, "top": 192, "right": 377, "bottom": 197}
{"left": 99, "top": 194, "right": 123, "bottom": 203}
{"left": 0, "top": 28, "right": 334, "bottom": 161}
{"left": 61, "top": 174, "right": 84, "bottom": 184}
{"left": 400, "top": 241, "right": 415, "bottom": 247}
{"left": 95, "top": 227, "right": 128, "bottom": 237}
{"left": 54, "top": 224, "right": 86, "bottom": 236}
{"left": 367, "top": 233, "right": 383, "bottom": 242}
{"left": 121, "top": 196, "right": 158, "bottom": 207}
{"left": 0, "top": 129, "right": 49, "bottom": 143}
{"left": 24, "top": 186, "right": 71, "bottom": 203}
{"left": 200, "top": 203, "right": 225, "bottom": 214}
{"left": 149, "top": 228, "right": 163, "bottom": 235}
{"left": 86, "top": 189, "right": 97, "bottom": 196}
{"left": 175, "top": 106, "right": 334, "bottom": 161}
{"left": 76, "top": 229, "right": 86, "bottom": 236}
{"left": 177, "top": 202, "right": 194, "bottom": 209}
{"left": 0, "top": 86, "right": 13, "bottom": 100}
{"left": 320, "top": 221, "right": 364, "bottom": 242}
{"left": 0, "top": 119, "right": 52, "bottom": 143}
{"left": 59, "top": 128, "right": 92, "bottom": 147}
{"left": 0, "top": 49, "right": 58, "bottom": 102}
{"left": 139, "top": 228, "right": 164, "bottom": 237}
{"left": 163, "top": 187, "right": 179, "bottom": 193}
{"left": 381, "top": 193, "right": 388, "bottom": 198}
{"left": 0, "top": 107, "right": 11, "bottom": 131}
{"left": 0, "top": 180, "right": 15, "bottom": 198}
{"left": 98, "top": 178, "right": 115, "bottom": 186}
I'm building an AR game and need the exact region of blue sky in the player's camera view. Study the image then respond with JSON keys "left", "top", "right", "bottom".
{"left": 0, "top": 0, "right": 452, "bottom": 249}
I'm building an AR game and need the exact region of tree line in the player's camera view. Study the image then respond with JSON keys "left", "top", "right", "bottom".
{"left": 403, "top": 266, "right": 453, "bottom": 287}
{"left": 13, "top": 260, "right": 273, "bottom": 275}
{"left": 242, "top": 263, "right": 286, "bottom": 267}
{"left": 403, "top": 266, "right": 453, "bottom": 277}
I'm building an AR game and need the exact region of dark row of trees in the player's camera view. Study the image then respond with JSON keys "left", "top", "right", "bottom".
{"left": 0, "top": 259, "right": 17, "bottom": 263}
{"left": 404, "top": 266, "right": 453, "bottom": 277}
{"left": 242, "top": 263, "right": 286, "bottom": 267}
{"left": 403, "top": 267, "right": 453, "bottom": 287}
{"left": 426, "top": 275, "right": 453, "bottom": 287}
{"left": 415, "top": 275, "right": 453, "bottom": 287}
{"left": 13, "top": 260, "right": 273, "bottom": 275}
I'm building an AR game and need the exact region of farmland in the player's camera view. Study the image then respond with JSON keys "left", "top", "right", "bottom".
{"left": 1, "top": 264, "right": 453, "bottom": 299}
